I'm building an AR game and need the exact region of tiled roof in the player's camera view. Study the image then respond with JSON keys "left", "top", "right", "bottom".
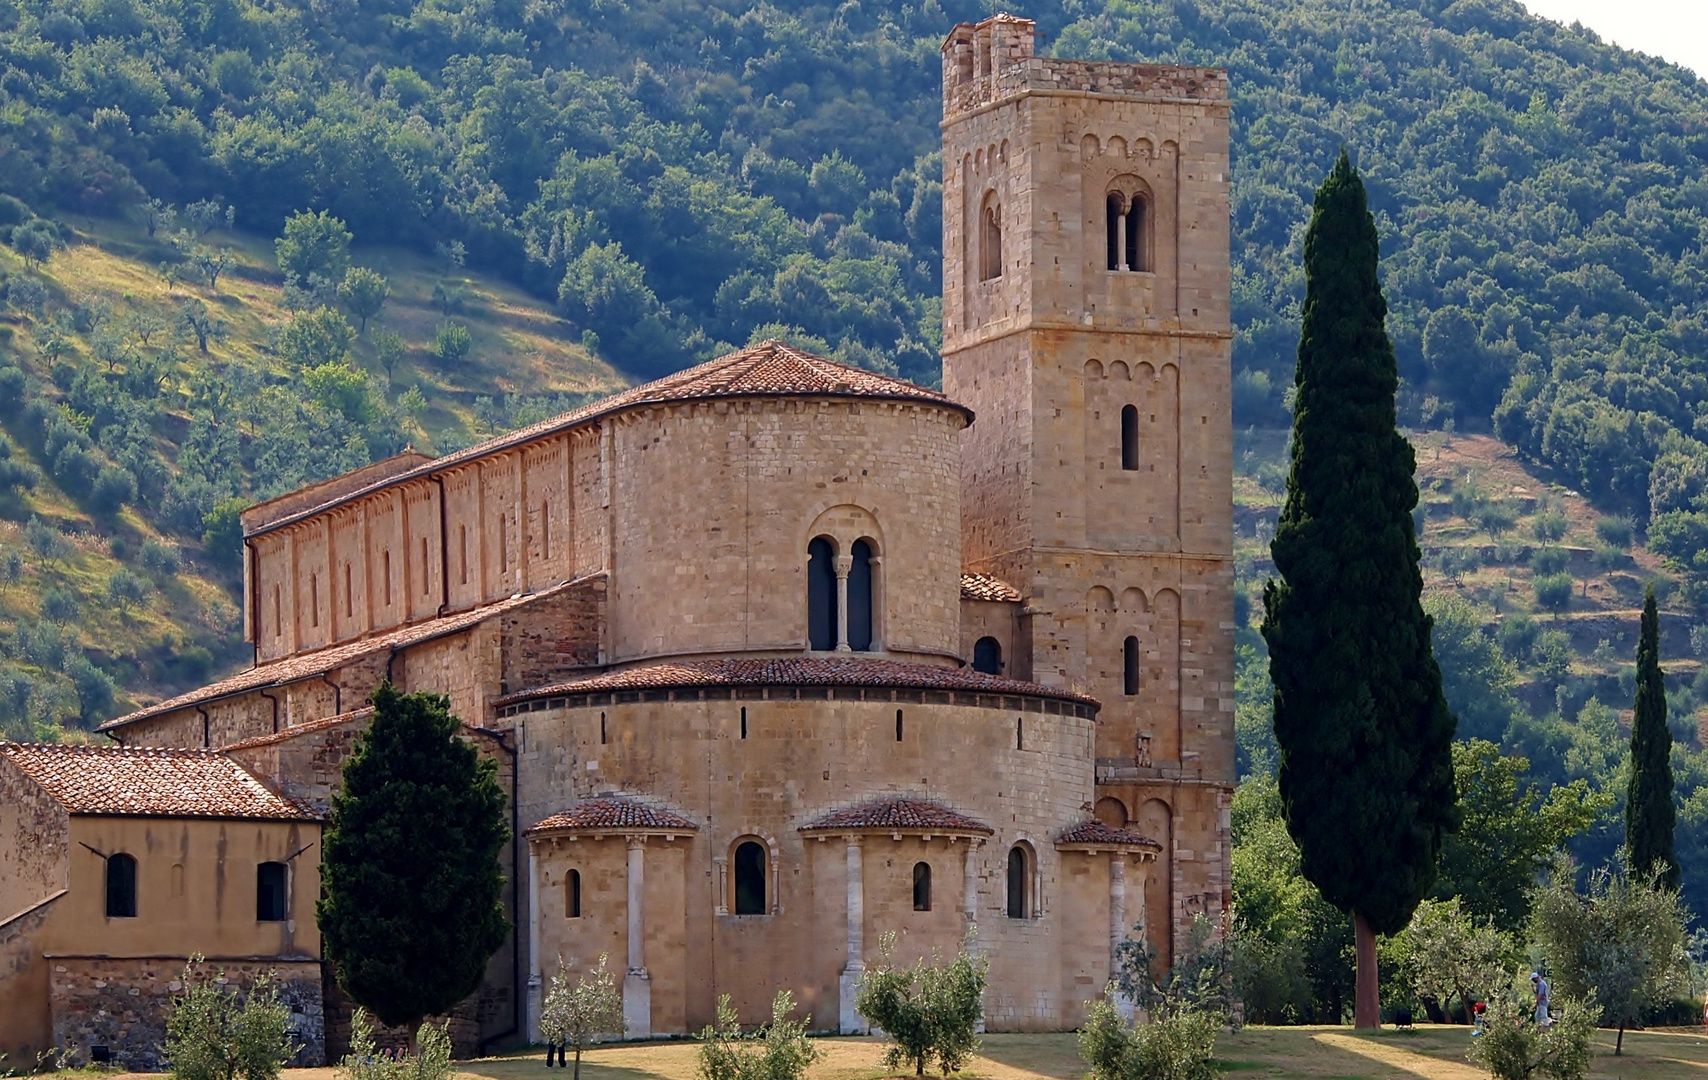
{"left": 497, "top": 656, "right": 1098, "bottom": 708}
{"left": 250, "top": 341, "right": 969, "bottom": 538}
{"left": 219, "top": 708, "right": 375, "bottom": 753}
{"left": 99, "top": 578, "right": 587, "bottom": 732}
{"left": 799, "top": 798, "right": 993, "bottom": 835}
{"left": 0, "top": 743, "right": 317, "bottom": 821}
{"left": 528, "top": 796, "right": 698, "bottom": 834}
{"left": 1055, "top": 820, "right": 1162, "bottom": 849}
{"left": 960, "top": 573, "right": 1022, "bottom": 603}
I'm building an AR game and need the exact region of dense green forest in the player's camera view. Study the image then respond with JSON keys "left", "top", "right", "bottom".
{"left": 3, "top": 0, "right": 1708, "bottom": 1016}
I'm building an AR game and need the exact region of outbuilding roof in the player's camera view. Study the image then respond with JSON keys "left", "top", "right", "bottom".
{"left": 960, "top": 573, "right": 1023, "bottom": 603}
{"left": 1054, "top": 819, "right": 1162, "bottom": 849}
{"left": 0, "top": 743, "right": 317, "bottom": 821}
{"left": 528, "top": 796, "right": 698, "bottom": 835}
{"left": 99, "top": 577, "right": 587, "bottom": 733}
{"left": 799, "top": 797, "right": 993, "bottom": 836}
{"left": 495, "top": 656, "right": 1098, "bottom": 709}
{"left": 248, "top": 341, "right": 971, "bottom": 539}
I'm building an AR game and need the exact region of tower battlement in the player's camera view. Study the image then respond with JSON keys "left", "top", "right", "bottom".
{"left": 942, "top": 18, "right": 1228, "bottom": 120}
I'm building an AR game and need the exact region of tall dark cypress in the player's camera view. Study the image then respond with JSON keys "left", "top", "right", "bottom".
{"left": 1627, "top": 583, "right": 1679, "bottom": 889}
{"left": 1261, "top": 150, "right": 1460, "bottom": 1029}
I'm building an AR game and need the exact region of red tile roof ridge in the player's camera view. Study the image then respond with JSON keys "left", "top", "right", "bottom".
{"left": 799, "top": 796, "right": 994, "bottom": 835}
{"left": 219, "top": 707, "right": 376, "bottom": 752}
{"left": 1054, "top": 819, "right": 1162, "bottom": 848}
{"left": 0, "top": 742, "right": 318, "bottom": 821}
{"left": 496, "top": 655, "right": 1098, "bottom": 708}
{"left": 527, "top": 795, "right": 699, "bottom": 834}
{"left": 100, "top": 577, "right": 591, "bottom": 732}
{"left": 960, "top": 572, "right": 1023, "bottom": 603}
{"left": 247, "top": 341, "right": 969, "bottom": 540}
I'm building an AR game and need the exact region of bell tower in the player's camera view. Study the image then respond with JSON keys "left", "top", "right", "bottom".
{"left": 941, "top": 16, "right": 1235, "bottom": 964}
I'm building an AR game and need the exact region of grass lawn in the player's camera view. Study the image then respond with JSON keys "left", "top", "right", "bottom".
{"left": 95, "top": 1024, "right": 1708, "bottom": 1080}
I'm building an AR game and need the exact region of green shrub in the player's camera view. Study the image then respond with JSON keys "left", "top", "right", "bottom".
{"left": 1535, "top": 573, "right": 1574, "bottom": 612}
{"left": 696, "top": 990, "right": 818, "bottom": 1080}
{"left": 163, "top": 960, "right": 295, "bottom": 1080}
{"left": 336, "top": 1009, "right": 451, "bottom": 1080}
{"left": 1596, "top": 515, "right": 1635, "bottom": 548}
{"left": 1465, "top": 985, "right": 1594, "bottom": 1080}
{"left": 1496, "top": 614, "right": 1538, "bottom": 661}
{"left": 434, "top": 321, "right": 471, "bottom": 364}
{"left": 1532, "top": 509, "right": 1568, "bottom": 543}
{"left": 1079, "top": 996, "right": 1219, "bottom": 1080}
{"left": 1529, "top": 547, "right": 1568, "bottom": 576}
{"left": 855, "top": 931, "right": 987, "bottom": 1077}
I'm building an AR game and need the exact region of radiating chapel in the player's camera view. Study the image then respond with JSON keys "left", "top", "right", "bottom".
{"left": 0, "top": 16, "right": 1232, "bottom": 1066}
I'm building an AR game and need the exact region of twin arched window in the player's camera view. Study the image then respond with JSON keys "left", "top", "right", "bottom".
{"left": 807, "top": 536, "right": 875, "bottom": 652}
{"left": 1106, "top": 191, "right": 1150, "bottom": 272}
{"left": 106, "top": 853, "right": 137, "bottom": 918}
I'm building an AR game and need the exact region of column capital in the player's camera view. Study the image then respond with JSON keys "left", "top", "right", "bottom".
{"left": 625, "top": 834, "right": 647, "bottom": 850}
{"left": 834, "top": 555, "right": 853, "bottom": 575}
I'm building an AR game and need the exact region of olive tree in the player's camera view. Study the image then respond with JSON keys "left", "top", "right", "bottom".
{"left": 695, "top": 990, "right": 817, "bottom": 1080}
{"left": 539, "top": 954, "right": 625, "bottom": 1080}
{"left": 855, "top": 930, "right": 987, "bottom": 1077}
{"left": 163, "top": 960, "right": 295, "bottom": 1080}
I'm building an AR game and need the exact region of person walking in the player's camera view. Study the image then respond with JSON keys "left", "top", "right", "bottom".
{"left": 1531, "top": 972, "right": 1551, "bottom": 1026}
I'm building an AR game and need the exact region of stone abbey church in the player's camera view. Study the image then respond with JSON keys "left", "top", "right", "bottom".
{"left": 0, "top": 17, "right": 1232, "bottom": 1066}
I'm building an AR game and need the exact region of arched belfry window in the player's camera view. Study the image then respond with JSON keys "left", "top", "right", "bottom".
{"left": 106, "top": 853, "right": 137, "bottom": 918}
{"left": 807, "top": 537, "right": 838, "bottom": 651}
{"left": 973, "top": 636, "right": 1002, "bottom": 675}
{"left": 1121, "top": 405, "right": 1139, "bottom": 470}
{"left": 1124, "top": 636, "right": 1141, "bottom": 696}
{"left": 913, "top": 862, "right": 932, "bottom": 911}
{"left": 1106, "top": 186, "right": 1150, "bottom": 272}
{"left": 980, "top": 195, "right": 1003, "bottom": 282}
{"left": 734, "top": 841, "right": 767, "bottom": 915}
{"left": 1005, "top": 845, "right": 1030, "bottom": 919}
{"left": 849, "top": 539, "right": 874, "bottom": 651}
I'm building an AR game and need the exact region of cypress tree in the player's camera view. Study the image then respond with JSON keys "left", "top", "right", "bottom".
{"left": 318, "top": 682, "right": 511, "bottom": 1029}
{"left": 1261, "top": 150, "right": 1459, "bottom": 1029}
{"left": 1627, "top": 583, "right": 1678, "bottom": 889}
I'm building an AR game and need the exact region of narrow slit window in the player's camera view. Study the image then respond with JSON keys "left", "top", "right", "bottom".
{"left": 459, "top": 525, "right": 469, "bottom": 585}
{"left": 256, "top": 862, "right": 287, "bottom": 922}
{"left": 566, "top": 869, "right": 581, "bottom": 918}
{"left": 600, "top": 711, "right": 607, "bottom": 745}
{"left": 1017, "top": 716, "right": 1024, "bottom": 750}
{"left": 498, "top": 513, "right": 508, "bottom": 572}
{"left": 383, "top": 551, "right": 392, "bottom": 606}
{"left": 1121, "top": 405, "right": 1139, "bottom": 470}
{"left": 541, "top": 503, "right": 551, "bottom": 559}
{"left": 106, "top": 853, "right": 137, "bottom": 918}
{"left": 1124, "top": 636, "right": 1140, "bottom": 696}
{"left": 913, "top": 862, "right": 932, "bottom": 911}
{"left": 344, "top": 564, "right": 353, "bottom": 619}
{"left": 272, "top": 585, "right": 281, "bottom": 639}
{"left": 740, "top": 707, "right": 748, "bottom": 740}
{"left": 310, "top": 574, "right": 319, "bottom": 627}
{"left": 896, "top": 709, "right": 904, "bottom": 742}
{"left": 421, "top": 537, "right": 430, "bottom": 595}
{"left": 734, "top": 841, "right": 767, "bottom": 915}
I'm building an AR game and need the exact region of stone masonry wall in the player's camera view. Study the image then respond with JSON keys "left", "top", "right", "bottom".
{"left": 49, "top": 957, "right": 323, "bottom": 1069}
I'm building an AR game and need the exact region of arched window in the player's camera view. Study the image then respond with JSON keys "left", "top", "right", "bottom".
{"left": 1106, "top": 193, "right": 1125, "bottom": 271}
{"left": 1005, "top": 845, "right": 1029, "bottom": 919}
{"left": 807, "top": 536, "right": 838, "bottom": 651}
{"left": 1126, "top": 196, "right": 1146, "bottom": 272}
{"left": 1124, "top": 636, "right": 1140, "bottom": 696}
{"left": 106, "top": 853, "right": 137, "bottom": 918}
{"left": 848, "top": 539, "right": 874, "bottom": 651}
{"left": 734, "top": 841, "right": 767, "bottom": 915}
{"left": 257, "top": 862, "right": 287, "bottom": 921}
{"left": 973, "top": 636, "right": 1002, "bottom": 675}
{"left": 980, "top": 197, "right": 1003, "bottom": 282}
{"left": 566, "top": 869, "right": 581, "bottom": 918}
{"left": 1121, "top": 405, "right": 1139, "bottom": 470}
{"left": 913, "top": 862, "right": 932, "bottom": 912}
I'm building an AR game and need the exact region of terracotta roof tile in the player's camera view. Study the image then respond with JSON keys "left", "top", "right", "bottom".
{"left": 218, "top": 708, "right": 375, "bottom": 752}
{"left": 0, "top": 743, "right": 317, "bottom": 820}
{"left": 100, "top": 577, "right": 588, "bottom": 733}
{"left": 1055, "top": 819, "right": 1162, "bottom": 849}
{"left": 800, "top": 797, "right": 993, "bottom": 835}
{"left": 528, "top": 796, "right": 698, "bottom": 834}
{"left": 960, "top": 573, "right": 1022, "bottom": 603}
{"left": 497, "top": 656, "right": 1097, "bottom": 708}
{"left": 250, "top": 341, "right": 969, "bottom": 538}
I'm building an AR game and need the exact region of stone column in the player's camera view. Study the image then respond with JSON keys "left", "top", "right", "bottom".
{"left": 834, "top": 554, "right": 853, "bottom": 652}
{"left": 526, "top": 844, "right": 542, "bottom": 1042}
{"left": 1116, "top": 211, "right": 1129, "bottom": 270}
{"left": 1109, "top": 854, "right": 1136, "bottom": 1020}
{"left": 838, "top": 836, "right": 868, "bottom": 1033}
{"left": 622, "top": 836, "right": 651, "bottom": 1038}
{"left": 962, "top": 840, "right": 980, "bottom": 926}
{"left": 867, "top": 555, "right": 884, "bottom": 651}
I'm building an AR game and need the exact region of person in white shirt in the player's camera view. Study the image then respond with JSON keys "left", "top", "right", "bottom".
{"left": 1531, "top": 972, "right": 1551, "bottom": 1025}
